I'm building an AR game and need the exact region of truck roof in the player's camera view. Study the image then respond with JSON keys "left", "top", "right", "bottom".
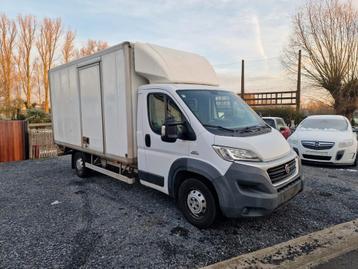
{"left": 50, "top": 41, "right": 219, "bottom": 87}
{"left": 135, "top": 43, "right": 219, "bottom": 86}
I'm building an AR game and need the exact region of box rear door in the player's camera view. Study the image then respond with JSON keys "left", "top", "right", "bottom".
{"left": 79, "top": 63, "right": 104, "bottom": 153}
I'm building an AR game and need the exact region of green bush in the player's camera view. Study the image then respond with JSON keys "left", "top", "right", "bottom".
{"left": 254, "top": 106, "right": 305, "bottom": 125}
{"left": 20, "top": 108, "right": 51, "bottom": 123}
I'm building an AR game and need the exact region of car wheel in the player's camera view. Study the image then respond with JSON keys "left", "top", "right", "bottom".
{"left": 178, "top": 178, "right": 217, "bottom": 228}
{"left": 73, "top": 152, "right": 89, "bottom": 178}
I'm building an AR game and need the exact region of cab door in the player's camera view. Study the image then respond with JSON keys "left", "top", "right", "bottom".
{"left": 138, "top": 90, "right": 190, "bottom": 194}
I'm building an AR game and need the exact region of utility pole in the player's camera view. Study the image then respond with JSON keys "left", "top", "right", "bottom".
{"left": 241, "top": 59, "right": 245, "bottom": 98}
{"left": 296, "top": 50, "right": 301, "bottom": 112}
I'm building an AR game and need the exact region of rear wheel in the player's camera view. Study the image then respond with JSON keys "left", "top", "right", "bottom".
{"left": 178, "top": 178, "right": 217, "bottom": 228}
{"left": 73, "top": 152, "right": 89, "bottom": 178}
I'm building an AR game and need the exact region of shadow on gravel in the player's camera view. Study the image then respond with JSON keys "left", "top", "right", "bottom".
{"left": 65, "top": 180, "right": 101, "bottom": 269}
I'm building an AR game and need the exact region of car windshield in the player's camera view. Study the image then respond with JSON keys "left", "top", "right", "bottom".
{"left": 263, "top": 118, "right": 275, "bottom": 128}
{"left": 300, "top": 118, "right": 348, "bottom": 131}
{"left": 177, "top": 89, "right": 266, "bottom": 131}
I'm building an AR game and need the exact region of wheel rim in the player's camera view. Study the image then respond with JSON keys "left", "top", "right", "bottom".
{"left": 76, "top": 157, "right": 84, "bottom": 170}
{"left": 187, "top": 189, "right": 207, "bottom": 217}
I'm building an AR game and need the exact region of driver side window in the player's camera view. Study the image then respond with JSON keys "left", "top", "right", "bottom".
{"left": 148, "top": 93, "right": 184, "bottom": 135}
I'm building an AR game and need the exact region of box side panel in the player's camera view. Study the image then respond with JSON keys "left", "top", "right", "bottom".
{"left": 50, "top": 66, "right": 81, "bottom": 147}
{"left": 129, "top": 47, "right": 149, "bottom": 160}
{"left": 102, "top": 48, "right": 130, "bottom": 158}
{"left": 78, "top": 64, "right": 104, "bottom": 153}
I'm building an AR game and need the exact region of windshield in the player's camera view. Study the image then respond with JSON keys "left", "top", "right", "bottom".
{"left": 177, "top": 90, "right": 267, "bottom": 132}
{"left": 300, "top": 118, "right": 348, "bottom": 131}
{"left": 263, "top": 118, "right": 275, "bottom": 128}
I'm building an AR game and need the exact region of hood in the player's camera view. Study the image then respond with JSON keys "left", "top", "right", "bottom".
{"left": 293, "top": 129, "right": 351, "bottom": 142}
{"left": 214, "top": 129, "right": 290, "bottom": 162}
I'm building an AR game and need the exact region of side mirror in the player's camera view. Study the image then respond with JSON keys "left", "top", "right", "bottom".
{"left": 161, "top": 119, "right": 180, "bottom": 143}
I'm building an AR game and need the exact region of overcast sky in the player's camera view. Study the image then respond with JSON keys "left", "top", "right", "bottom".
{"left": 2, "top": 0, "right": 344, "bottom": 98}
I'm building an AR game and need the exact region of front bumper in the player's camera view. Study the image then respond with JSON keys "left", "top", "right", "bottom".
{"left": 213, "top": 151, "right": 303, "bottom": 218}
{"left": 292, "top": 144, "right": 357, "bottom": 165}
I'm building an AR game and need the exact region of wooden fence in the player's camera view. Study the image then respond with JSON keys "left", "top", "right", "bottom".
{"left": 28, "top": 123, "right": 59, "bottom": 159}
{"left": 0, "top": 120, "right": 26, "bottom": 162}
{"left": 239, "top": 91, "right": 298, "bottom": 107}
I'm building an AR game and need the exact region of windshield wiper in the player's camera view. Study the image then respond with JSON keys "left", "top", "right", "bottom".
{"left": 239, "top": 125, "right": 270, "bottom": 133}
{"left": 203, "top": 124, "right": 236, "bottom": 132}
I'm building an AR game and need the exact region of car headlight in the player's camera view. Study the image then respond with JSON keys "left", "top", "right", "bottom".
{"left": 338, "top": 139, "right": 354, "bottom": 148}
{"left": 212, "top": 145, "right": 261, "bottom": 162}
{"left": 289, "top": 138, "right": 298, "bottom": 145}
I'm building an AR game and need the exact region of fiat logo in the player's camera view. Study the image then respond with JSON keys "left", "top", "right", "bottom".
{"left": 285, "top": 164, "right": 290, "bottom": 174}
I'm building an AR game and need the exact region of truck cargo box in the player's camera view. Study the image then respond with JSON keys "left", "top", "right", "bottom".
{"left": 50, "top": 43, "right": 143, "bottom": 164}
{"left": 49, "top": 42, "right": 217, "bottom": 165}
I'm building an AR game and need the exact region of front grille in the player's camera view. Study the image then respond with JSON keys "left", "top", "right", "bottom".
{"left": 301, "top": 140, "right": 334, "bottom": 150}
{"left": 302, "top": 154, "right": 331, "bottom": 161}
{"left": 277, "top": 177, "right": 301, "bottom": 193}
{"left": 267, "top": 159, "right": 296, "bottom": 185}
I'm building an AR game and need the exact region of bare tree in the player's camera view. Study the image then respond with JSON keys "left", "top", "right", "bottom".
{"left": 17, "top": 15, "right": 36, "bottom": 108}
{"left": 36, "top": 17, "right": 62, "bottom": 112}
{"left": 79, "top": 39, "right": 109, "bottom": 57}
{"left": 283, "top": 0, "right": 358, "bottom": 118}
{"left": 0, "top": 14, "right": 17, "bottom": 113}
{"left": 14, "top": 47, "right": 23, "bottom": 100}
{"left": 32, "top": 57, "right": 42, "bottom": 106}
{"left": 62, "top": 30, "right": 76, "bottom": 64}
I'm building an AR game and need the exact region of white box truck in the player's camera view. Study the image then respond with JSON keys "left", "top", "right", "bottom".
{"left": 50, "top": 42, "right": 303, "bottom": 228}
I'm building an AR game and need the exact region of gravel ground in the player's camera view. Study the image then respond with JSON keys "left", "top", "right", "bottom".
{"left": 0, "top": 156, "right": 357, "bottom": 268}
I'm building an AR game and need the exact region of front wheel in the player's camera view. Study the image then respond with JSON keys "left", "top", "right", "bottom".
{"left": 178, "top": 178, "right": 217, "bottom": 228}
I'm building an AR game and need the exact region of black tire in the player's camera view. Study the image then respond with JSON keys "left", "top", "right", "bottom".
{"left": 178, "top": 178, "right": 217, "bottom": 228}
{"left": 73, "top": 152, "right": 89, "bottom": 178}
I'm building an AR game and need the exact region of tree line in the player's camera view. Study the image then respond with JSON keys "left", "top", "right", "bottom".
{"left": 0, "top": 14, "right": 109, "bottom": 117}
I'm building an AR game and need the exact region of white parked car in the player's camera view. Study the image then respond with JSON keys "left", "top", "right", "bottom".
{"left": 288, "top": 115, "right": 357, "bottom": 165}
{"left": 262, "top": 117, "right": 292, "bottom": 139}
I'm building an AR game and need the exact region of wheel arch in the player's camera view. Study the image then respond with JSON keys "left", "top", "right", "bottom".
{"left": 168, "top": 158, "right": 223, "bottom": 203}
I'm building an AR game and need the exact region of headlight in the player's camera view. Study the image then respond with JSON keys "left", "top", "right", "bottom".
{"left": 212, "top": 145, "right": 261, "bottom": 162}
{"left": 338, "top": 139, "right": 354, "bottom": 148}
{"left": 289, "top": 138, "right": 298, "bottom": 145}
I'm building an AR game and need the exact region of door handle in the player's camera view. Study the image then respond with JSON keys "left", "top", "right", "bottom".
{"left": 145, "top": 134, "right": 151, "bottom": 147}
